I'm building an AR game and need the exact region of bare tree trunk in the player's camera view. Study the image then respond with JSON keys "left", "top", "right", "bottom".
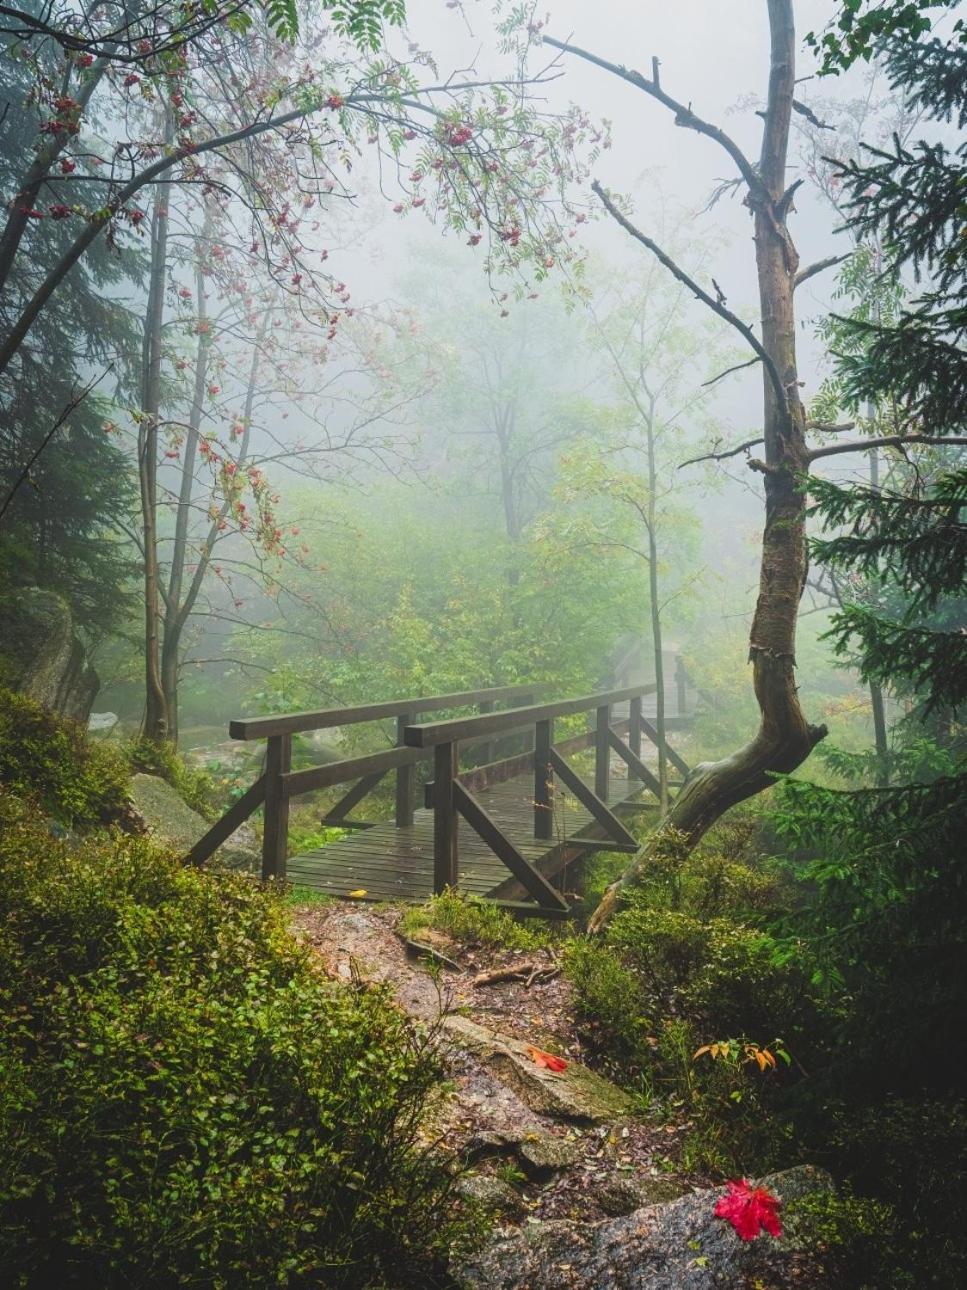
{"left": 139, "top": 108, "right": 174, "bottom": 741}
{"left": 867, "top": 437, "right": 890, "bottom": 784}
{"left": 587, "top": 0, "right": 827, "bottom": 931}
{"left": 161, "top": 234, "right": 213, "bottom": 743}
{"left": 158, "top": 312, "right": 268, "bottom": 737}
{"left": 643, "top": 393, "right": 669, "bottom": 812}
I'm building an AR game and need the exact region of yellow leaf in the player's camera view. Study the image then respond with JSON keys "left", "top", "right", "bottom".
{"left": 347, "top": 889, "right": 367, "bottom": 899}
{"left": 693, "top": 1045, "right": 711, "bottom": 1060}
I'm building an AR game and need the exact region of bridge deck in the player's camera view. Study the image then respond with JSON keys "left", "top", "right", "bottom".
{"left": 287, "top": 770, "right": 653, "bottom": 904}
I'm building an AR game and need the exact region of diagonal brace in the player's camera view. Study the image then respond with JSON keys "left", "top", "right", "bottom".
{"left": 637, "top": 718, "right": 691, "bottom": 778}
{"left": 549, "top": 748, "right": 639, "bottom": 849}
{"left": 453, "top": 781, "right": 569, "bottom": 912}
{"left": 608, "top": 729, "right": 663, "bottom": 800}
{"left": 322, "top": 770, "right": 387, "bottom": 825}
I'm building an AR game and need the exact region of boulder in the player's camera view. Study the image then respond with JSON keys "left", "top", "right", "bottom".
{"left": 442, "top": 1015, "right": 633, "bottom": 1124}
{"left": 455, "top": 1165, "right": 833, "bottom": 1289}
{"left": 128, "top": 773, "right": 258, "bottom": 871}
{"left": 594, "top": 1174, "right": 689, "bottom": 1217}
{"left": 457, "top": 1174, "right": 528, "bottom": 1219}
{"left": 3, "top": 588, "right": 98, "bottom": 720}
{"left": 518, "top": 1134, "right": 584, "bottom": 1176}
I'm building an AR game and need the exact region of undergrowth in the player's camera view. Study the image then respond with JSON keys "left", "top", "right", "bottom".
{"left": 399, "top": 888, "right": 553, "bottom": 952}
{"left": 0, "top": 790, "right": 479, "bottom": 1287}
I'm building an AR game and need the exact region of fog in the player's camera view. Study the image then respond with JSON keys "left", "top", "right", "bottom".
{"left": 0, "top": 0, "right": 931, "bottom": 760}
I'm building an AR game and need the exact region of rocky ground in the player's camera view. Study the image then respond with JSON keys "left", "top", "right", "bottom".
{"left": 292, "top": 901, "right": 835, "bottom": 1288}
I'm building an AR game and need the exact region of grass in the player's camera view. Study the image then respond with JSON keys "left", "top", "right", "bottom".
{"left": 398, "top": 889, "right": 555, "bottom": 952}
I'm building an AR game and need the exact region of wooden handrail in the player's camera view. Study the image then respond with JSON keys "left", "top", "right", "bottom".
{"left": 402, "top": 683, "right": 657, "bottom": 748}
{"left": 280, "top": 745, "right": 428, "bottom": 797}
{"left": 228, "top": 683, "right": 546, "bottom": 741}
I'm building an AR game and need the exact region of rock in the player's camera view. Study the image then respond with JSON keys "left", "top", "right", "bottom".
{"left": 518, "top": 1134, "right": 583, "bottom": 1176}
{"left": 128, "top": 773, "right": 258, "bottom": 871}
{"left": 457, "top": 1173, "right": 527, "bottom": 1218}
{"left": 442, "top": 1015, "right": 633, "bottom": 1123}
{"left": 594, "top": 1174, "right": 689, "bottom": 1217}
{"left": 2, "top": 588, "right": 98, "bottom": 721}
{"left": 455, "top": 1165, "right": 834, "bottom": 1289}
{"left": 87, "top": 711, "right": 118, "bottom": 734}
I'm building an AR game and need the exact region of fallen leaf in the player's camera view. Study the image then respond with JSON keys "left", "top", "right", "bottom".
{"left": 525, "top": 1044, "right": 568, "bottom": 1074}
{"left": 346, "top": 889, "right": 367, "bottom": 898}
{"left": 714, "top": 1179, "right": 782, "bottom": 1241}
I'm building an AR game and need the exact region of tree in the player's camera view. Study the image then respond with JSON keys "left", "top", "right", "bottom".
{"left": 545, "top": 2, "right": 831, "bottom": 926}
{"left": 545, "top": 257, "right": 724, "bottom": 808}
{"left": 545, "top": 1, "right": 967, "bottom": 929}
{"left": 0, "top": 5, "right": 141, "bottom": 633}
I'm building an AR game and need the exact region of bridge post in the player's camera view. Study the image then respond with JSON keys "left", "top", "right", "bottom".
{"left": 628, "top": 695, "right": 642, "bottom": 780}
{"left": 477, "top": 699, "right": 494, "bottom": 767}
{"left": 395, "top": 713, "right": 414, "bottom": 827}
{"left": 595, "top": 704, "right": 611, "bottom": 801}
{"left": 676, "top": 655, "right": 688, "bottom": 717}
{"left": 262, "top": 733, "right": 291, "bottom": 881}
{"left": 534, "top": 718, "right": 554, "bottom": 840}
{"left": 433, "top": 741, "right": 459, "bottom": 893}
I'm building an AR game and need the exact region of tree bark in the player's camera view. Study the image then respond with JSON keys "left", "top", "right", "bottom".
{"left": 644, "top": 393, "right": 669, "bottom": 813}
{"left": 160, "top": 237, "right": 212, "bottom": 744}
{"left": 139, "top": 107, "right": 174, "bottom": 741}
{"left": 588, "top": 0, "right": 827, "bottom": 931}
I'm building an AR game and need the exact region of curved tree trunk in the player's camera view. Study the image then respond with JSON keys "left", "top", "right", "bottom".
{"left": 588, "top": 0, "right": 827, "bottom": 931}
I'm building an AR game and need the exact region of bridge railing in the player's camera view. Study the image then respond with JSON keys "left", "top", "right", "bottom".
{"left": 187, "top": 683, "right": 544, "bottom": 877}
{"left": 403, "top": 682, "right": 689, "bottom": 913}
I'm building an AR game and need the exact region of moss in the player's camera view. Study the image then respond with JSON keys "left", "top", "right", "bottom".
{"left": 127, "top": 734, "right": 216, "bottom": 818}
{"left": 0, "top": 687, "right": 129, "bottom": 828}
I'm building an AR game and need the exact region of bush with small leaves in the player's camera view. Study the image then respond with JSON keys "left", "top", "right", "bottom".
{"left": 0, "top": 793, "right": 477, "bottom": 1287}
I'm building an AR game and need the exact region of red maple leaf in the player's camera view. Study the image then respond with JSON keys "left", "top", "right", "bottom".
{"left": 714, "top": 1179, "right": 782, "bottom": 1241}
{"left": 525, "top": 1044, "right": 567, "bottom": 1074}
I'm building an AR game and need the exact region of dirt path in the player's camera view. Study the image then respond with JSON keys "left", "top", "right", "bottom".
{"left": 291, "top": 901, "right": 703, "bottom": 1225}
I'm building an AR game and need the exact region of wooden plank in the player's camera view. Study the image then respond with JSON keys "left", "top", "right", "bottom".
{"left": 595, "top": 704, "right": 611, "bottom": 802}
{"left": 534, "top": 718, "right": 553, "bottom": 841}
{"left": 403, "top": 685, "right": 657, "bottom": 749}
{"left": 282, "top": 745, "right": 428, "bottom": 797}
{"left": 229, "top": 683, "right": 545, "bottom": 740}
{"left": 395, "top": 713, "right": 414, "bottom": 827}
{"left": 186, "top": 775, "right": 266, "bottom": 867}
{"left": 434, "top": 742, "right": 459, "bottom": 893}
{"left": 548, "top": 748, "right": 639, "bottom": 851}
{"left": 262, "top": 735, "right": 291, "bottom": 881}
{"left": 453, "top": 782, "right": 568, "bottom": 911}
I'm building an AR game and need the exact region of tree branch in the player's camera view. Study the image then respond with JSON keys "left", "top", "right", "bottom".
{"left": 702, "top": 356, "right": 761, "bottom": 387}
{"left": 591, "top": 180, "right": 789, "bottom": 419}
{"left": 794, "top": 252, "right": 850, "bottom": 289}
{"left": 679, "top": 437, "right": 764, "bottom": 469}
{"left": 545, "top": 35, "right": 764, "bottom": 197}
{"left": 808, "top": 435, "right": 967, "bottom": 462}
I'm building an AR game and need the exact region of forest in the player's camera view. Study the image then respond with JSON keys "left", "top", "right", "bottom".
{"left": 0, "top": 0, "right": 964, "bottom": 1285}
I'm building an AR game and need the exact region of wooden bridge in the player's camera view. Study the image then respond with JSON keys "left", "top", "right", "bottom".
{"left": 189, "top": 663, "right": 694, "bottom": 918}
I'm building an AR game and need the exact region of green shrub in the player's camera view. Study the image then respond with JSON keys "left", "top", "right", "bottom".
{"left": 398, "top": 889, "right": 552, "bottom": 952}
{"left": 128, "top": 734, "right": 216, "bottom": 818}
{"left": 564, "top": 938, "right": 651, "bottom": 1068}
{"left": 0, "top": 793, "right": 476, "bottom": 1287}
{"left": 0, "top": 687, "right": 129, "bottom": 828}
{"left": 785, "top": 1186, "right": 906, "bottom": 1289}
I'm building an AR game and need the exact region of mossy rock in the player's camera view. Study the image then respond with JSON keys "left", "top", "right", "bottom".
{"left": 129, "top": 773, "right": 257, "bottom": 871}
